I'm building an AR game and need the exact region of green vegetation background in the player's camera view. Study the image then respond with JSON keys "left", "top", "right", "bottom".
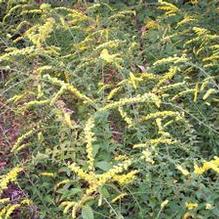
{"left": 0, "top": 0, "right": 218, "bottom": 218}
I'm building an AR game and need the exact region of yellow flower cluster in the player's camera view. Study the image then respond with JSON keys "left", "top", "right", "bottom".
{"left": 40, "top": 172, "right": 55, "bottom": 177}
{"left": 141, "top": 149, "right": 155, "bottom": 164}
{"left": 74, "top": 36, "right": 93, "bottom": 51}
{"left": 133, "top": 137, "right": 176, "bottom": 148}
{"left": 140, "top": 72, "right": 159, "bottom": 81}
{"left": 96, "top": 159, "right": 132, "bottom": 186}
{"left": 0, "top": 198, "right": 10, "bottom": 204}
{"left": 36, "top": 65, "right": 53, "bottom": 75}
{"left": 50, "top": 85, "right": 66, "bottom": 105}
{"left": 71, "top": 195, "right": 94, "bottom": 218}
{"left": 25, "top": 18, "right": 55, "bottom": 48}
{"left": 99, "top": 92, "right": 160, "bottom": 112}
{"left": 111, "top": 193, "right": 127, "bottom": 203}
{"left": 65, "top": 159, "right": 135, "bottom": 218}
{"left": 193, "top": 83, "right": 199, "bottom": 102}
{"left": 202, "top": 88, "right": 217, "bottom": 100}
{"left": 141, "top": 111, "right": 182, "bottom": 123}
{"left": 100, "top": 49, "right": 120, "bottom": 63}
{"left": 84, "top": 117, "right": 96, "bottom": 171}
{"left": 43, "top": 74, "right": 93, "bottom": 104}
{"left": 25, "top": 100, "right": 50, "bottom": 109}
{"left": 114, "top": 154, "right": 129, "bottom": 161}
{"left": 185, "top": 202, "right": 198, "bottom": 210}
{"left": 63, "top": 111, "right": 75, "bottom": 129}
{"left": 0, "top": 204, "right": 20, "bottom": 219}
{"left": 177, "top": 15, "right": 196, "bottom": 28}
{"left": 184, "top": 27, "right": 213, "bottom": 48}
{"left": 172, "top": 89, "right": 195, "bottom": 101}
{"left": 145, "top": 20, "right": 159, "bottom": 30}
{"left": 176, "top": 164, "right": 190, "bottom": 176}
{"left": 153, "top": 67, "right": 178, "bottom": 91}
{"left": 95, "top": 40, "right": 122, "bottom": 51}
{"left": 11, "top": 130, "right": 34, "bottom": 153}
{"left": 113, "top": 170, "right": 139, "bottom": 186}
{"left": 157, "top": 81, "right": 186, "bottom": 94}
{"left": 54, "top": 179, "right": 71, "bottom": 191}
{"left": 0, "top": 166, "right": 23, "bottom": 194}
{"left": 156, "top": 118, "right": 169, "bottom": 136}
{"left": 68, "top": 163, "right": 94, "bottom": 183}
{"left": 161, "top": 199, "right": 169, "bottom": 208}
{"left": 153, "top": 55, "right": 188, "bottom": 66}
{"left": 191, "top": 0, "right": 199, "bottom": 5}
{"left": 107, "top": 86, "right": 122, "bottom": 100}
{"left": 20, "top": 9, "right": 42, "bottom": 17}
{"left": 118, "top": 106, "right": 133, "bottom": 127}
{"left": 128, "top": 72, "right": 143, "bottom": 89}
{"left": 6, "top": 92, "right": 29, "bottom": 104}
{"left": 0, "top": 47, "right": 36, "bottom": 61}
{"left": 109, "top": 10, "right": 136, "bottom": 20}
{"left": 193, "top": 27, "right": 208, "bottom": 36}
{"left": 0, "top": 198, "right": 32, "bottom": 218}
{"left": 194, "top": 156, "right": 219, "bottom": 175}
{"left": 158, "top": 1, "right": 179, "bottom": 17}
{"left": 203, "top": 54, "right": 219, "bottom": 63}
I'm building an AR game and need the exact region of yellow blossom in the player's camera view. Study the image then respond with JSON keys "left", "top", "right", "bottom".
{"left": 21, "top": 198, "right": 32, "bottom": 205}
{"left": 194, "top": 164, "right": 205, "bottom": 175}
{"left": 40, "top": 172, "right": 55, "bottom": 177}
{"left": 55, "top": 179, "right": 71, "bottom": 190}
{"left": 11, "top": 130, "right": 34, "bottom": 153}
{"left": 43, "top": 74, "right": 93, "bottom": 104}
{"left": 84, "top": 116, "right": 96, "bottom": 171}
{"left": 25, "top": 18, "right": 55, "bottom": 47}
{"left": 141, "top": 150, "right": 155, "bottom": 164}
{"left": 185, "top": 202, "right": 198, "bottom": 210}
{"left": 161, "top": 199, "right": 169, "bottom": 208}
{"left": 111, "top": 193, "right": 128, "bottom": 203}
{"left": 205, "top": 203, "right": 214, "bottom": 210}
{"left": 97, "top": 159, "right": 133, "bottom": 186}
{"left": 158, "top": 1, "right": 179, "bottom": 16}
{"left": 176, "top": 165, "right": 190, "bottom": 176}
{"left": 141, "top": 111, "right": 182, "bottom": 123}
{"left": 194, "top": 156, "right": 219, "bottom": 175}
{"left": 145, "top": 20, "right": 159, "bottom": 29}
{"left": 191, "top": 0, "right": 198, "bottom": 5}
{"left": 5, "top": 204, "right": 20, "bottom": 218}
{"left": 68, "top": 163, "right": 96, "bottom": 184}
{"left": 118, "top": 106, "right": 133, "bottom": 127}
{"left": 112, "top": 170, "right": 139, "bottom": 186}
{"left": 114, "top": 155, "right": 129, "bottom": 161}
{"left": 153, "top": 56, "right": 188, "bottom": 66}
{"left": 133, "top": 137, "right": 176, "bottom": 148}
{"left": 128, "top": 72, "right": 143, "bottom": 89}
{"left": 100, "top": 49, "right": 119, "bottom": 63}
{"left": 0, "top": 166, "right": 23, "bottom": 194}
{"left": 0, "top": 198, "right": 10, "bottom": 204}
{"left": 99, "top": 92, "right": 160, "bottom": 112}
{"left": 107, "top": 86, "right": 122, "bottom": 100}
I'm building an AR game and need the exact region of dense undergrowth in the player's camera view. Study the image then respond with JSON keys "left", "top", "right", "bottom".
{"left": 0, "top": 0, "right": 218, "bottom": 218}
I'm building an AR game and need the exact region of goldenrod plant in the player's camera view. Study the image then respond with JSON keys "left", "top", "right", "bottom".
{"left": 0, "top": 0, "right": 218, "bottom": 218}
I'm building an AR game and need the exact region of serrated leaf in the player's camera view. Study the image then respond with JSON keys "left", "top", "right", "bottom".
{"left": 81, "top": 205, "right": 94, "bottom": 219}
{"left": 95, "top": 161, "right": 112, "bottom": 171}
{"left": 93, "top": 144, "right": 100, "bottom": 157}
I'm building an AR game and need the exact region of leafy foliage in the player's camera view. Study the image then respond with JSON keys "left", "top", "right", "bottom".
{"left": 0, "top": 0, "right": 218, "bottom": 218}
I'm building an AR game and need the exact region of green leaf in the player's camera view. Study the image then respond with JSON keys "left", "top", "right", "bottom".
{"left": 100, "top": 186, "right": 110, "bottom": 198}
{"left": 93, "top": 144, "right": 100, "bottom": 157}
{"left": 95, "top": 161, "right": 112, "bottom": 171}
{"left": 81, "top": 205, "right": 94, "bottom": 219}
